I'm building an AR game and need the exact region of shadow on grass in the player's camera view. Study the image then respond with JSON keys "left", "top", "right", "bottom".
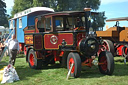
{"left": 113, "top": 63, "right": 128, "bottom": 76}
{"left": 15, "top": 63, "right": 63, "bottom": 81}
{"left": 16, "top": 60, "right": 128, "bottom": 80}
{"left": 41, "top": 64, "right": 63, "bottom": 70}
{"left": 80, "top": 66, "right": 102, "bottom": 78}
{"left": 0, "top": 56, "right": 64, "bottom": 81}
{"left": 80, "top": 62, "right": 128, "bottom": 78}
{"left": 15, "top": 66, "right": 42, "bottom": 81}
{"left": 1, "top": 56, "right": 128, "bottom": 80}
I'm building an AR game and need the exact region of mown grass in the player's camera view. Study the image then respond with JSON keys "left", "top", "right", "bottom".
{"left": 0, "top": 54, "right": 128, "bottom": 85}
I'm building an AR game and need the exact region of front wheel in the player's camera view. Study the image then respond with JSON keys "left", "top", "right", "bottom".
{"left": 98, "top": 51, "right": 114, "bottom": 75}
{"left": 67, "top": 52, "right": 81, "bottom": 78}
{"left": 28, "top": 49, "right": 42, "bottom": 69}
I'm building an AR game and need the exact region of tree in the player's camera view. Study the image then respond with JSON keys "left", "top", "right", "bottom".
{"left": 52, "top": 0, "right": 100, "bottom": 11}
{"left": 0, "top": 0, "right": 9, "bottom": 27}
{"left": 11, "top": 0, "right": 101, "bottom": 13}
{"left": 11, "top": 0, "right": 33, "bottom": 16}
{"left": 92, "top": 12, "right": 106, "bottom": 31}
{"left": 11, "top": 0, "right": 51, "bottom": 16}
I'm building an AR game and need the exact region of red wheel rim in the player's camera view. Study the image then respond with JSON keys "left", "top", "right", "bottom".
{"left": 100, "top": 56, "right": 107, "bottom": 71}
{"left": 98, "top": 41, "right": 109, "bottom": 56}
{"left": 30, "top": 53, "right": 34, "bottom": 66}
{"left": 69, "top": 58, "right": 75, "bottom": 73}
{"left": 125, "top": 47, "right": 128, "bottom": 55}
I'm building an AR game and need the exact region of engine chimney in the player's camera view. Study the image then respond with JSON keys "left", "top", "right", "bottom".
{"left": 84, "top": 8, "right": 91, "bottom": 35}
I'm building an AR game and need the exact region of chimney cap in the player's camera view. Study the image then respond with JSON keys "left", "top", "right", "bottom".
{"left": 84, "top": 8, "right": 91, "bottom": 11}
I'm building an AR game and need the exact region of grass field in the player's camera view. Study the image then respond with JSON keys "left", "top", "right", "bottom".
{"left": 0, "top": 54, "right": 128, "bottom": 85}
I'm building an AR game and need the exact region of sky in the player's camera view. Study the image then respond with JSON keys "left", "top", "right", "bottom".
{"left": 4, "top": 0, "right": 128, "bottom": 30}
{"left": 4, "top": 0, "right": 14, "bottom": 15}
{"left": 98, "top": 0, "right": 128, "bottom": 30}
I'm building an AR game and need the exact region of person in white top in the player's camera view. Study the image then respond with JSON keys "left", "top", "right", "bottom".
{"left": 7, "top": 34, "right": 19, "bottom": 66}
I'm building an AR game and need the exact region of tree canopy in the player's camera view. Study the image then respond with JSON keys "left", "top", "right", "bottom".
{"left": 0, "top": 0, "right": 9, "bottom": 27}
{"left": 12, "top": 0, "right": 101, "bottom": 14}
{"left": 11, "top": 0, "right": 105, "bottom": 30}
{"left": 92, "top": 12, "right": 106, "bottom": 31}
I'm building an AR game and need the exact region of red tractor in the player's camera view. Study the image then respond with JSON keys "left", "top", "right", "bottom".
{"left": 24, "top": 8, "right": 114, "bottom": 78}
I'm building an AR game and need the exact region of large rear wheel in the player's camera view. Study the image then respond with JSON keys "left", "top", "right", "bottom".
{"left": 67, "top": 52, "right": 81, "bottom": 78}
{"left": 122, "top": 45, "right": 128, "bottom": 57}
{"left": 28, "top": 49, "right": 42, "bottom": 69}
{"left": 98, "top": 40, "right": 114, "bottom": 56}
{"left": 122, "top": 45, "right": 128, "bottom": 62}
{"left": 98, "top": 51, "right": 114, "bottom": 75}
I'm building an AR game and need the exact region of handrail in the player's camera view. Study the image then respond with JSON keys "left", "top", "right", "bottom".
{"left": 4, "top": 29, "right": 14, "bottom": 44}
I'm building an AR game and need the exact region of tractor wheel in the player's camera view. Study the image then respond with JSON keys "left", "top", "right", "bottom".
{"left": 28, "top": 49, "right": 42, "bottom": 69}
{"left": 98, "top": 40, "right": 114, "bottom": 56}
{"left": 122, "top": 45, "right": 128, "bottom": 58}
{"left": 67, "top": 52, "right": 81, "bottom": 78}
{"left": 98, "top": 51, "right": 114, "bottom": 75}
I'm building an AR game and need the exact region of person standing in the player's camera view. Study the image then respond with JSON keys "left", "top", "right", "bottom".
{"left": 7, "top": 34, "right": 19, "bottom": 66}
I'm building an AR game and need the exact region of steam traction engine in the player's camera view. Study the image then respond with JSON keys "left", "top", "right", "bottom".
{"left": 96, "top": 17, "right": 128, "bottom": 62}
{"left": 24, "top": 8, "right": 114, "bottom": 78}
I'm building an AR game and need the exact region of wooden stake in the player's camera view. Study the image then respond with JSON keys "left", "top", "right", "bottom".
{"left": 67, "top": 63, "right": 74, "bottom": 80}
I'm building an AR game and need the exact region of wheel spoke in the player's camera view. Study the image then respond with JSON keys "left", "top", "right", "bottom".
{"left": 100, "top": 56, "right": 107, "bottom": 71}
